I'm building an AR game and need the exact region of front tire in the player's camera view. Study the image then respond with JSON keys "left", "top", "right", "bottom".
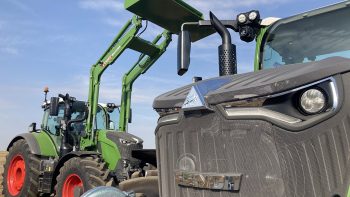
{"left": 55, "top": 156, "right": 111, "bottom": 197}
{"left": 2, "top": 139, "right": 41, "bottom": 197}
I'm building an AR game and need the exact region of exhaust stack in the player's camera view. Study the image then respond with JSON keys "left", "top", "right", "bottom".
{"left": 210, "top": 12, "right": 237, "bottom": 76}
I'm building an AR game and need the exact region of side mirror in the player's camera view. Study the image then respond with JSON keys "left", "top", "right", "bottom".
{"left": 49, "top": 97, "right": 60, "bottom": 116}
{"left": 28, "top": 122, "right": 37, "bottom": 133}
{"left": 177, "top": 30, "right": 191, "bottom": 76}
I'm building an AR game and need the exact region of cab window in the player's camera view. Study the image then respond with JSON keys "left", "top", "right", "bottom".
{"left": 107, "top": 108, "right": 120, "bottom": 130}
{"left": 96, "top": 106, "right": 106, "bottom": 130}
{"left": 42, "top": 105, "right": 64, "bottom": 135}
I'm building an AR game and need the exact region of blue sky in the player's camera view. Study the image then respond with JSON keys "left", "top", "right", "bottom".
{"left": 0, "top": 0, "right": 342, "bottom": 149}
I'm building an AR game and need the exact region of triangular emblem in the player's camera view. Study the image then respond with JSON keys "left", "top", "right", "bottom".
{"left": 182, "top": 86, "right": 205, "bottom": 110}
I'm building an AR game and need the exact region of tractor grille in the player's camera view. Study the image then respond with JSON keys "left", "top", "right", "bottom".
{"left": 106, "top": 131, "right": 143, "bottom": 167}
{"left": 156, "top": 110, "right": 350, "bottom": 197}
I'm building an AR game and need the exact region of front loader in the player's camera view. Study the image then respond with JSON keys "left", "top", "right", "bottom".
{"left": 1, "top": 1, "right": 206, "bottom": 196}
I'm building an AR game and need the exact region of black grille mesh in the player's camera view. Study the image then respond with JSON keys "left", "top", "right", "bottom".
{"left": 156, "top": 111, "right": 350, "bottom": 197}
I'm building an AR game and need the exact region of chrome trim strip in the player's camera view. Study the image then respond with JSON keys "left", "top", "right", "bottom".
{"left": 223, "top": 76, "right": 339, "bottom": 125}
{"left": 224, "top": 107, "right": 302, "bottom": 124}
{"left": 329, "top": 79, "right": 339, "bottom": 110}
{"left": 268, "top": 77, "right": 334, "bottom": 98}
{"left": 158, "top": 113, "right": 179, "bottom": 124}
{"left": 268, "top": 77, "right": 339, "bottom": 111}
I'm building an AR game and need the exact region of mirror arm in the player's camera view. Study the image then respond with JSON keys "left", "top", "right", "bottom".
{"left": 181, "top": 22, "right": 199, "bottom": 31}
{"left": 198, "top": 20, "right": 239, "bottom": 32}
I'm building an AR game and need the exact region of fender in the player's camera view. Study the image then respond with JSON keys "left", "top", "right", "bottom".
{"left": 7, "top": 132, "right": 59, "bottom": 157}
{"left": 7, "top": 133, "right": 41, "bottom": 155}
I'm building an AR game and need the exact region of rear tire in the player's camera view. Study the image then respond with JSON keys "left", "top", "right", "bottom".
{"left": 55, "top": 156, "right": 111, "bottom": 197}
{"left": 2, "top": 139, "right": 41, "bottom": 197}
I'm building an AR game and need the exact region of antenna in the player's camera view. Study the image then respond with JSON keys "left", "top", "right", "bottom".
{"left": 43, "top": 86, "right": 49, "bottom": 103}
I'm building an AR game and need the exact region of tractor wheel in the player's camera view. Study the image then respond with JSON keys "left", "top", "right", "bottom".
{"left": 2, "top": 139, "right": 41, "bottom": 197}
{"left": 55, "top": 156, "right": 111, "bottom": 197}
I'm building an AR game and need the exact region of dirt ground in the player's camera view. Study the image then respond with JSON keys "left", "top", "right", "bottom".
{"left": 0, "top": 151, "right": 8, "bottom": 197}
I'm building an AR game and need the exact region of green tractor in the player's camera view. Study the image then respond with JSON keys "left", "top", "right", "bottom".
{"left": 152, "top": 1, "right": 350, "bottom": 197}
{"left": 1, "top": 1, "right": 207, "bottom": 196}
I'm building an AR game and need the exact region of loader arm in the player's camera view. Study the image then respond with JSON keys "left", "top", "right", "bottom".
{"left": 119, "top": 31, "right": 172, "bottom": 131}
{"left": 83, "top": 15, "right": 172, "bottom": 148}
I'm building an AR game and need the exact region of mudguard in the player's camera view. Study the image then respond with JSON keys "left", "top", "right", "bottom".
{"left": 7, "top": 132, "right": 58, "bottom": 157}
{"left": 7, "top": 133, "right": 41, "bottom": 155}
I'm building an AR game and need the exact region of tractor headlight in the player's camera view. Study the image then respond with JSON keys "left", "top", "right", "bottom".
{"left": 300, "top": 89, "right": 327, "bottom": 114}
{"left": 238, "top": 14, "right": 247, "bottom": 24}
{"left": 248, "top": 11, "right": 258, "bottom": 21}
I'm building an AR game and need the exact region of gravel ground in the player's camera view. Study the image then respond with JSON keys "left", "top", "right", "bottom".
{"left": 0, "top": 151, "right": 8, "bottom": 197}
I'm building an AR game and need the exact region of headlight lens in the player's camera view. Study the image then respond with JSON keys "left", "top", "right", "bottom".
{"left": 300, "top": 89, "right": 326, "bottom": 114}
{"left": 238, "top": 14, "right": 247, "bottom": 23}
{"left": 248, "top": 11, "right": 258, "bottom": 21}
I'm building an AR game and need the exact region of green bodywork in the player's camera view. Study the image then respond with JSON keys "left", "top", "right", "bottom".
{"left": 125, "top": 0, "right": 203, "bottom": 34}
{"left": 97, "top": 130, "right": 121, "bottom": 170}
{"left": 254, "top": 27, "right": 268, "bottom": 71}
{"left": 33, "top": 131, "right": 59, "bottom": 157}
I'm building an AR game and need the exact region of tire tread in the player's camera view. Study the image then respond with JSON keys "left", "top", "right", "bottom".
{"left": 1, "top": 139, "right": 41, "bottom": 197}
{"left": 54, "top": 155, "right": 111, "bottom": 196}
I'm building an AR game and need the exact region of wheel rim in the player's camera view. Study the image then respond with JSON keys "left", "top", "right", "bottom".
{"left": 62, "top": 174, "right": 84, "bottom": 197}
{"left": 7, "top": 154, "right": 26, "bottom": 196}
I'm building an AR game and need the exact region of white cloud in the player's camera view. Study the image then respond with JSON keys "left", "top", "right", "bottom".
{"left": 79, "top": 0, "right": 124, "bottom": 12}
{"left": 0, "top": 36, "right": 30, "bottom": 46}
{"left": 4, "top": 0, "right": 36, "bottom": 15}
{"left": 45, "top": 34, "right": 80, "bottom": 44}
{"left": 44, "top": 73, "right": 167, "bottom": 106}
{"left": 103, "top": 18, "right": 125, "bottom": 27}
{"left": 0, "top": 47, "right": 19, "bottom": 55}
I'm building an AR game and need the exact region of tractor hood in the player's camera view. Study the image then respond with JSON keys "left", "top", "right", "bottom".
{"left": 153, "top": 57, "right": 350, "bottom": 109}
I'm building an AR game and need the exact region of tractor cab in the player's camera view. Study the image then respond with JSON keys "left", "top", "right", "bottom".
{"left": 39, "top": 90, "right": 122, "bottom": 153}
{"left": 41, "top": 99, "right": 85, "bottom": 139}
{"left": 41, "top": 100, "right": 120, "bottom": 133}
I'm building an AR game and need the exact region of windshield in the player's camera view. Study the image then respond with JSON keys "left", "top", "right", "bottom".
{"left": 107, "top": 108, "right": 120, "bottom": 131}
{"left": 262, "top": 5, "right": 350, "bottom": 69}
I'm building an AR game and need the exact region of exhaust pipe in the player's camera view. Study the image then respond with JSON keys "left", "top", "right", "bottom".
{"left": 210, "top": 12, "right": 237, "bottom": 76}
